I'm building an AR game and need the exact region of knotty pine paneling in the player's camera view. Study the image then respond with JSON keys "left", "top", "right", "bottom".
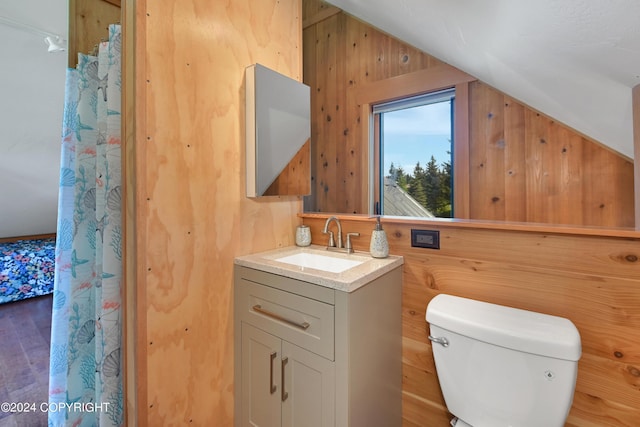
{"left": 68, "top": 0, "right": 121, "bottom": 68}
{"left": 469, "top": 82, "right": 635, "bottom": 226}
{"left": 130, "top": 0, "right": 304, "bottom": 425}
{"left": 303, "top": 0, "right": 634, "bottom": 227}
{"left": 301, "top": 214, "right": 640, "bottom": 427}
{"left": 303, "top": 1, "right": 446, "bottom": 214}
{"left": 264, "top": 141, "right": 311, "bottom": 196}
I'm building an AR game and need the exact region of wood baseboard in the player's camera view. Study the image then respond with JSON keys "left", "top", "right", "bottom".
{"left": 0, "top": 233, "right": 56, "bottom": 243}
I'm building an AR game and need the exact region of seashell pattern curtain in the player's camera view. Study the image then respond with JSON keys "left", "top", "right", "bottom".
{"left": 49, "top": 24, "right": 123, "bottom": 427}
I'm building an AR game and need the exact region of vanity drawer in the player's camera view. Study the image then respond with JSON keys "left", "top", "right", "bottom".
{"left": 237, "top": 279, "right": 335, "bottom": 360}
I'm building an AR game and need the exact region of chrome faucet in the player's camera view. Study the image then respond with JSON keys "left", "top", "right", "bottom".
{"left": 322, "top": 216, "right": 343, "bottom": 248}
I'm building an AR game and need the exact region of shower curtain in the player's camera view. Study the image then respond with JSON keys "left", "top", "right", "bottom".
{"left": 49, "top": 24, "right": 123, "bottom": 427}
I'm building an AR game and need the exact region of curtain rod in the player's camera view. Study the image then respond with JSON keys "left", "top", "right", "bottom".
{"left": 0, "top": 14, "right": 63, "bottom": 39}
{"left": 0, "top": 14, "right": 66, "bottom": 52}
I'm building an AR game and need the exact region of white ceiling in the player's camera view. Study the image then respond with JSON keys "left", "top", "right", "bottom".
{"left": 327, "top": 0, "right": 640, "bottom": 159}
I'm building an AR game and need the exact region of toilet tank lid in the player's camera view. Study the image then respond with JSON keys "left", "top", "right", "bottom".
{"left": 426, "top": 294, "right": 582, "bottom": 361}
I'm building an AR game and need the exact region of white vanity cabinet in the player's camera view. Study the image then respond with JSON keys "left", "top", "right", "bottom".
{"left": 234, "top": 261, "right": 402, "bottom": 427}
{"left": 241, "top": 323, "right": 335, "bottom": 427}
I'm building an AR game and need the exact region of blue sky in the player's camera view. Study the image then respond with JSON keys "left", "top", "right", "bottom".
{"left": 381, "top": 101, "right": 452, "bottom": 176}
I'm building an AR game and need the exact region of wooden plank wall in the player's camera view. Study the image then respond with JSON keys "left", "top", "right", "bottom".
{"left": 469, "top": 83, "right": 634, "bottom": 226}
{"left": 302, "top": 0, "right": 635, "bottom": 228}
{"left": 68, "top": 0, "right": 121, "bottom": 68}
{"left": 129, "top": 0, "right": 304, "bottom": 424}
{"left": 633, "top": 84, "right": 640, "bottom": 229}
{"left": 301, "top": 214, "right": 640, "bottom": 427}
{"left": 303, "top": 0, "right": 445, "bottom": 214}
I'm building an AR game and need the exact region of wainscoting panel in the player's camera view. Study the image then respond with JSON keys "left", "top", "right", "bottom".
{"left": 302, "top": 214, "right": 640, "bottom": 427}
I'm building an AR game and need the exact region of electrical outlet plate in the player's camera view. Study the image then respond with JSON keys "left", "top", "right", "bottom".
{"left": 411, "top": 229, "right": 440, "bottom": 249}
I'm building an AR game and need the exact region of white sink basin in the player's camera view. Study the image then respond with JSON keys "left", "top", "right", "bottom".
{"left": 235, "top": 245, "right": 404, "bottom": 292}
{"left": 275, "top": 252, "right": 365, "bottom": 273}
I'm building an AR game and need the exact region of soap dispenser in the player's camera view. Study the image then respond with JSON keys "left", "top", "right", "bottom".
{"left": 369, "top": 216, "right": 389, "bottom": 258}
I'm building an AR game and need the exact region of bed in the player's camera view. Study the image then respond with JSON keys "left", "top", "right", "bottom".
{"left": 0, "top": 235, "right": 56, "bottom": 305}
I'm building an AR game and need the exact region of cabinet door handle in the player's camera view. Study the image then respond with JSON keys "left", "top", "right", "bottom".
{"left": 252, "top": 304, "right": 311, "bottom": 330}
{"left": 269, "top": 351, "right": 277, "bottom": 394}
{"left": 281, "top": 356, "right": 289, "bottom": 402}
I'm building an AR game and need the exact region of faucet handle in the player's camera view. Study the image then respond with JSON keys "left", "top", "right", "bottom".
{"left": 346, "top": 232, "right": 360, "bottom": 253}
{"left": 324, "top": 230, "right": 335, "bottom": 247}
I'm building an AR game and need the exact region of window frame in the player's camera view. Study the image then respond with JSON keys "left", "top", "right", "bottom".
{"left": 373, "top": 88, "right": 456, "bottom": 216}
{"left": 355, "top": 65, "right": 476, "bottom": 218}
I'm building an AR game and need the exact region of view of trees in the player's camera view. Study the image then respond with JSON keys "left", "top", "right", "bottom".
{"left": 388, "top": 154, "right": 452, "bottom": 217}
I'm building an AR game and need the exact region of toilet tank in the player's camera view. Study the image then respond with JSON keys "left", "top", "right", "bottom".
{"left": 426, "top": 294, "right": 581, "bottom": 427}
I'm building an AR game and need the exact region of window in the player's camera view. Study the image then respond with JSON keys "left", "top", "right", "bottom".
{"left": 373, "top": 88, "right": 455, "bottom": 218}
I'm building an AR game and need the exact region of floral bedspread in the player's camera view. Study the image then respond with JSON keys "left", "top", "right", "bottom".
{"left": 0, "top": 237, "right": 55, "bottom": 305}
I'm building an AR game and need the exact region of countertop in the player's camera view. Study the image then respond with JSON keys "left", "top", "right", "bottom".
{"left": 234, "top": 245, "right": 404, "bottom": 292}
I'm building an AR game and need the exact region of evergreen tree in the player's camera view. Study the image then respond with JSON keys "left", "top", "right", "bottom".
{"left": 408, "top": 178, "right": 427, "bottom": 207}
{"left": 396, "top": 166, "right": 408, "bottom": 191}
{"left": 388, "top": 162, "right": 408, "bottom": 190}
{"left": 412, "top": 162, "right": 425, "bottom": 183}
{"left": 390, "top": 156, "right": 454, "bottom": 218}
{"left": 439, "top": 152, "right": 452, "bottom": 217}
{"left": 425, "top": 156, "right": 441, "bottom": 214}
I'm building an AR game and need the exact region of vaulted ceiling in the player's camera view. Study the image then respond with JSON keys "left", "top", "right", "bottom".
{"left": 327, "top": 0, "right": 640, "bottom": 159}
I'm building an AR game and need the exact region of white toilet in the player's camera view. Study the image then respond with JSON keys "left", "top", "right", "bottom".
{"left": 426, "top": 294, "right": 581, "bottom": 427}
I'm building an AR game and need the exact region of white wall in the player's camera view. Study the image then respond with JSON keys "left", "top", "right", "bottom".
{"left": 0, "top": 0, "right": 67, "bottom": 238}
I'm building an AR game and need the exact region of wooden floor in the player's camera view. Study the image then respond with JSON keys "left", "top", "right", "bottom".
{"left": 0, "top": 295, "right": 52, "bottom": 427}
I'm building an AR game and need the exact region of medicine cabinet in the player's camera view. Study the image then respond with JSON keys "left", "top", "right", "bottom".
{"left": 245, "top": 64, "right": 311, "bottom": 197}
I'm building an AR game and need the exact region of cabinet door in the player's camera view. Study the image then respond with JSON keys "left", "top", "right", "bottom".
{"left": 241, "top": 324, "right": 282, "bottom": 427}
{"left": 281, "top": 341, "right": 335, "bottom": 427}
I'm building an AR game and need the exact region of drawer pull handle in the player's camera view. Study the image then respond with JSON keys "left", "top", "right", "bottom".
{"left": 269, "top": 351, "right": 277, "bottom": 394}
{"left": 252, "top": 304, "right": 310, "bottom": 330}
{"left": 281, "top": 357, "right": 289, "bottom": 402}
